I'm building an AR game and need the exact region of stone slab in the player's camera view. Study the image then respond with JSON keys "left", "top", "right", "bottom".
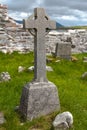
{"left": 55, "top": 42, "right": 71, "bottom": 59}
{"left": 19, "top": 81, "right": 60, "bottom": 120}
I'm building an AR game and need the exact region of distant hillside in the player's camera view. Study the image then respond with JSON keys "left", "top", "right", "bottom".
{"left": 15, "top": 20, "right": 23, "bottom": 24}
{"left": 56, "top": 22, "right": 64, "bottom": 28}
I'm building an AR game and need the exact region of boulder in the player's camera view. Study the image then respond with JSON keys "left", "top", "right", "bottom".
{"left": 53, "top": 111, "right": 73, "bottom": 130}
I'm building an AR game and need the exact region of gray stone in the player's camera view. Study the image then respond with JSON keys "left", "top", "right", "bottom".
{"left": 0, "top": 112, "right": 5, "bottom": 124}
{"left": 28, "top": 66, "right": 34, "bottom": 71}
{"left": 53, "top": 111, "right": 73, "bottom": 130}
{"left": 19, "top": 8, "right": 60, "bottom": 120}
{"left": 19, "top": 81, "right": 60, "bottom": 121}
{"left": 81, "top": 72, "right": 87, "bottom": 79}
{"left": 46, "top": 66, "right": 53, "bottom": 71}
{"left": 18, "top": 66, "right": 25, "bottom": 73}
{"left": 55, "top": 42, "right": 71, "bottom": 60}
{"left": 0, "top": 72, "right": 11, "bottom": 82}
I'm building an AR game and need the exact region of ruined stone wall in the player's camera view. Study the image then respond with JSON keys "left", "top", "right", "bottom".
{"left": 0, "top": 4, "right": 87, "bottom": 54}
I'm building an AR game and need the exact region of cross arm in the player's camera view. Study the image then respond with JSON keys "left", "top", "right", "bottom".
{"left": 48, "top": 20, "right": 56, "bottom": 30}
{"left": 23, "top": 18, "right": 35, "bottom": 29}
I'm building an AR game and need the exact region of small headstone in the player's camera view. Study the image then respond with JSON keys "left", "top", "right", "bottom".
{"left": 53, "top": 111, "right": 73, "bottom": 130}
{"left": 55, "top": 42, "right": 71, "bottom": 60}
{"left": 0, "top": 72, "right": 11, "bottom": 82}
{"left": 0, "top": 112, "right": 5, "bottom": 124}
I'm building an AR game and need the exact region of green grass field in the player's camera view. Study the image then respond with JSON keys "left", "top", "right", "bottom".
{"left": 0, "top": 52, "right": 87, "bottom": 130}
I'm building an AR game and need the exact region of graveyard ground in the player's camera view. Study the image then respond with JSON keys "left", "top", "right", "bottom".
{"left": 0, "top": 52, "right": 87, "bottom": 130}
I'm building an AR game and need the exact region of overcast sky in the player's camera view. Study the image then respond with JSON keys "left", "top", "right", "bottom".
{"left": 0, "top": 0, "right": 87, "bottom": 26}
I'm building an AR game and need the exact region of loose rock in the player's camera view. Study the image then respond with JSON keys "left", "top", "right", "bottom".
{"left": 53, "top": 111, "right": 73, "bottom": 130}
{"left": 46, "top": 66, "right": 53, "bottom": 71}
{"left": 28, "top": 66, "right": 34, "bottom": 71}
{"left": 71, "top": 56, "right": 78, "bottom": 62}
{"left": 81, "top": 72, "right": 87, "bottom": 79}
{"left": 0, "top": 112, "right": 5, "bottom": 125}
{"left": 18, "top": 66, "right": 25, "bottom": 72}
{"left": 0, "top": 72, "right": 11, "bottom": 82}
{"left": 28, "top": 66, "right": 53, "bottom": 71}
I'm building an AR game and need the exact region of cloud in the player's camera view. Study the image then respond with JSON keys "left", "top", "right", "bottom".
{"left": 0, "top": 0, "right": 87, "bottom": 26}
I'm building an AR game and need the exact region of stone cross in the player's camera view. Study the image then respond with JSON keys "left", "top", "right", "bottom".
{"left": 23, "top": 8, "right": 56, "bottom": 82}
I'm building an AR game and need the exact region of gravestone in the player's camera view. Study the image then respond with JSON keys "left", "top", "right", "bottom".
{"left": 55, "top": 42, "right": 71, "bottom": 59}
{"left": 19, "top": 8, "right": 60, "bottom": 120}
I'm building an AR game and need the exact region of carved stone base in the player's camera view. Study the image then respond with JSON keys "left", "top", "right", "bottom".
{"left": 19, "top": 81, "right": 60, "bottom": 120}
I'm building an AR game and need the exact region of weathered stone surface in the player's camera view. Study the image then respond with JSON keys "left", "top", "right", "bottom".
{"left": 23, "top": 8, "right": 56, "bottom": 82}
{"left": 55, "top": 42, "right": 71, "bottom": 59}
{"left": 19, "top": 81, "right": 60, "bottom": 120}
{"left": 53, "top": 111, "right": 73, "bottom": 130}
{"left": 0, "top": 72, "right": 11, "bottom": 82}
{"left": 0, "top": 112, "right": 5, "bottom": 124}
{"left": 19, "top": 8, "right": 60, "bottom": 121}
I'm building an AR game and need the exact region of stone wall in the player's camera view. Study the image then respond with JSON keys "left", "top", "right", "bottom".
{"left": 0, "top": 4, "right": 87, "bottom": 54}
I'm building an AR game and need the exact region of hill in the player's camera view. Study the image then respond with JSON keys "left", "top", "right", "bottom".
{"left": 15, "top": 20, "right": 23, "bottom": 24}
{"left": 56, "top": 22, "right": 64, "bottom": 28}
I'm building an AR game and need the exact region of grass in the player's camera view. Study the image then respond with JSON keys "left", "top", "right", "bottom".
{"left": 0, "top": 52, "right": 87, "bottom": 130}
